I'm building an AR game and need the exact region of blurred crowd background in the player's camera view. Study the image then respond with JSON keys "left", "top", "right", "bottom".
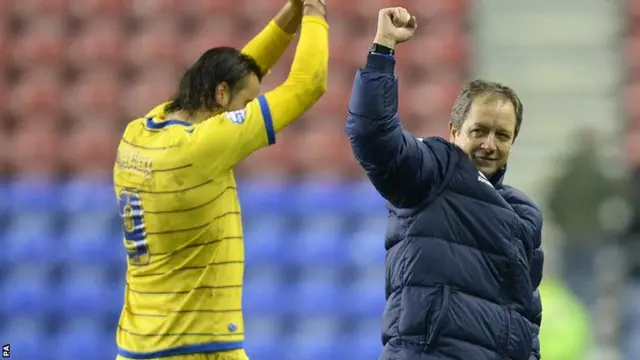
{"left": 0, "top": 0, "right": 639, "bottom": 359}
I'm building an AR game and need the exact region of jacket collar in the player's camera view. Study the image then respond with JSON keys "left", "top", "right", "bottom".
{"left": 489, "top": 165, "right": 507, "bottom": 187}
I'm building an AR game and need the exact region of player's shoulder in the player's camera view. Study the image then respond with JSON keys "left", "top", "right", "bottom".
{"left": 120, "top": 117, "right": 192, "bottom": 149}
{"left": 194, "top": 107, "right": 253, "bottom": 130}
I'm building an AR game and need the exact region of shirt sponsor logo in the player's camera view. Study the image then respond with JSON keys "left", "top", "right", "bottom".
{"left": 225, "top": 110, "right": 247, "bottom": 124}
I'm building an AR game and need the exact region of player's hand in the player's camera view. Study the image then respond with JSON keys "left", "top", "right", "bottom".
{"left": 374, "top": 7, "right": 417, "bottom": 49}
{"left": 302, "top": 0, "right": 326, "bottom": 17}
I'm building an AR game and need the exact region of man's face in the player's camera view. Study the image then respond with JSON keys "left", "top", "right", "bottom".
{"left": 215, "top": 73, "right": 261, "bottom": 112}
{"left": 449, "top": 95, "right": 517, "bottom": 178}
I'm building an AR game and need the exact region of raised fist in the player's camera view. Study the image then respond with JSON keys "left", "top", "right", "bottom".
{"left": 374, "top": 7, "right": 417, "bottom": 49}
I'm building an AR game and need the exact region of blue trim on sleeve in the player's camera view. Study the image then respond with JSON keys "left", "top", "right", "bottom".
{"left": 118, "top": 341, "right": 244, "bottom": 359}
{"left": 258, "top": 95, "right": 276, "bottom": 145}
{"left": 146, "top": 118, "right": 192, "bottom": 130}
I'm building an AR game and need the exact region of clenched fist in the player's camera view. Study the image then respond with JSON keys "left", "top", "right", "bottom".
{"left": 374, "top": 7, "right": 417, "bottom": 49}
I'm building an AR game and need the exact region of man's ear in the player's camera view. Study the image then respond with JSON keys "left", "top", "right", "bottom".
{"left": 448, "top": 121, "right": 457, "bottom": 142}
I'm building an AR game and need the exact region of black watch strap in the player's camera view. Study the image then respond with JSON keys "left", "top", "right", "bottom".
{"left": 369, "top": 43, "right": 394, "bottom": 56}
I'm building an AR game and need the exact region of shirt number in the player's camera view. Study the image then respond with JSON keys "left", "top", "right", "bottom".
{"left": 118, "top": 190, "right": 150, "bottom": 266}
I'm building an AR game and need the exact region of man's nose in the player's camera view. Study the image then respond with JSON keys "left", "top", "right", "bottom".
{"left": 480, "top": 134, "right": 497, "bottom": 151}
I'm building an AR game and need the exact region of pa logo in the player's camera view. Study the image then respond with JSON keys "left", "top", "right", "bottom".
{"left": 225, "top": 110, "right": 247, "bottom": 124}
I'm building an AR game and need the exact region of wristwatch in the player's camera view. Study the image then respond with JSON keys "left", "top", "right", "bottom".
{"left": 369, "top": 43, "right": 394, "bottom": 56}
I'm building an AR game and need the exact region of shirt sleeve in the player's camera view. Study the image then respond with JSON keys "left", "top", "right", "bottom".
{"left": 186, "top": 95, "right": 275, "bottom": 174}
{"left": 241, "top": 20, "right": 295, "bottom": 76}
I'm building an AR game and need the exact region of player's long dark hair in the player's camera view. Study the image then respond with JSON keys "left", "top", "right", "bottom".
{"left": 164, "top": 47, "right": 263, "bottom": 116}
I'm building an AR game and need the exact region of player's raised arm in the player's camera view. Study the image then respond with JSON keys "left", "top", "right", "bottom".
{"left": 241, "top": 0, "right": 304, "bottom": 75}
{"left": 346, "top": 8, "right": 453, "bottom": 208}
{"left": 188, "top": 0, "right": 328, "bottom": 173}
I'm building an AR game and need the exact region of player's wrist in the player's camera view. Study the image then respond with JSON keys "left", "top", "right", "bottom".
{"left": 373, "top": 35, "right": 397, "bottom": 50}
{"left": 302, "top": 0, "right": 326, "bottom": 18}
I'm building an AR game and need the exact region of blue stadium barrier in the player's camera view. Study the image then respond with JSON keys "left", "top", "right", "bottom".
{"left": 0, "top": 268, "right": 53, "bottom": 316}
{"left": 237, "top": 180, "right": 293, "bottom": 214}
{"left": 60, "top": 218, "right": 122, "bottom": 265}
{"left": 243, "top": 267, "right": 288, "bottom": 316}
{"left": 8, "top": 178, "right": 59, "bottom": 213}
{"left": 290, "top": 269, "right": 346, "bottom": 316}
{"left": 53, "top": 320, "right": 115, "bottom": 360}
{"left": 59, "top": 178, "right": 115, "bottom": 214}
{"left": 2, "top": 179, "right": 392, "bottom": 359}
{"left": 288, "top": 225, "right": 348, "bottom": 266}
{"left": 0, "top": 323, "right": 50, "bottom": 360}
{"left": 243, "top": 218, "right": 287, "bottom": 264}
{"left": 3, "top": 214, "right": 57, "bottom": 264}
{"left": 55, "top": 266, "right": 123, "bottom": 316}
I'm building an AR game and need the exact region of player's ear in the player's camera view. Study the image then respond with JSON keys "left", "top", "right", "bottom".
{"left": 215, "top": 82, "right": 231, "bottom": 108}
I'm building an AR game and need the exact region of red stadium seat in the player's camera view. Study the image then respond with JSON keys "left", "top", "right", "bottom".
{"left": 121, "top": 68, "right": 180, "bottom": 119}
{"left": 291, "top": 120, "right": 353, "bottom": 179}
{"left": 626, "top": 125, "right": 640, "bottom": 165}
{"left": 68, "top": 19, "right": 125, "bottom": 70}
{"left": 128, "top": 0, "right": 181, "bottom": 19}
{"left": 239, "top": 0, "right": 285, "bottom": 22}
{"left": 64, "top": 70, "right": 122, "bottom": 123}
{"left": 626, "top": 35, "right": 640, "bottom": 75}
{"left": 63, "top": 122, "right": 120, "bottom": 176}
{"left": 10, "top": 122, "right": 63, "bottom": 176}
{"left": 0, "top": 78, "right": 7, "bottom": 119}
{"left": 68, "top": 0, "right": 124, "bottom": 18}
{"left": 310, "top": 74, "right": 352, "bottom": 118}
{"left": 404, "top": 80, "right": 460, "bottom": 120}
{"left": 340, "top": 35, "right": 377, "bottom": 68}
{"left": 182, "top": 0, "right": 240, "bottom": 18}
{"left": 11, "top": 18, "right": 68, "bottom": 70}
{"left": 627, "top": 81, "right": 640, "bottom": 120}
{"left": 236, "top": 130, "right": 297, "bottom": 178}
{"left": 0, "top": 131, "right": 9, "bottom": 176}
{"left": 0, "top": 27, "right": 10, "bottom": 72}
{"left": 627, "top": 0, "right": 640, "bottom": 20}
{"left": 127, "top": 18, "right": 182, "bottom": 69}
{"left": 181, "top": 19, "right": 239, "bottom": 67}
{"left": 327, "top": 18, "right": 356, "bottom": 65}
{"left": 11, "top": 0, "right": 68, "bottom": 17}
{"left": 8, "top": 70, "right": 64, "bottom": 120}
{"left": 403, "top": 23, "right": 468, "bottom": 69}
{"left": 412, "top": 0, "right": 469, "bottom": 21}
{"left": 411, "top": 118, "right": 451, "bottom": 140}
{"left": 259, "top": 66, "right": 288, "bottom": 93}
{"left": 353, "top": 0, "right": 392, "bottom": 17}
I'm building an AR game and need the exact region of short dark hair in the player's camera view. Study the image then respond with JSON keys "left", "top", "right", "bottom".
{"left": 164, "top": 47, "right": 263, "bottom": 115}
{"left": 450, "top": 79, "right": 524, "bottom": 139}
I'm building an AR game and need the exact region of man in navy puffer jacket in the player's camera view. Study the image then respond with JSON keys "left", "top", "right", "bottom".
{"left": 346, "top": 7, "right": 544, "bottom": 360}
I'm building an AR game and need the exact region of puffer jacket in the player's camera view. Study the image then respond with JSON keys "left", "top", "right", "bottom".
{"left": 345, "top": 54, "right": 543, "bottom": 360}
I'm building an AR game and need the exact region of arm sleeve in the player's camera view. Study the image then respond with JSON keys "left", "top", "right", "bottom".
{"left": 187, "top": 16, "right": 328, "bottom": 174}
{"left": 345, "top": 54, "right": 452, "bottom": 207}
{"left": 241, "top": 20, "right": 295, "bottom": 76}
{"left": 530, "top": 229, "right": 544, "bottom": 360}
